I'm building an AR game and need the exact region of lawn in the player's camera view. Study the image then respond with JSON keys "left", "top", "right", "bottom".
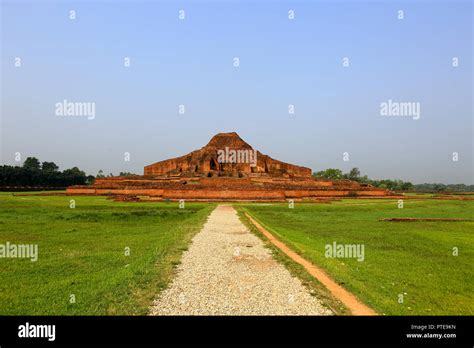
{"left": 0, "top": 193, "right": 215, "bottom": 315}
{"left": 240, "top": 199, "right": 474, "bottom": 315}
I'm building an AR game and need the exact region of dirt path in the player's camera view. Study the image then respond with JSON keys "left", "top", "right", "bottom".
{"left": 150, "top": 205, "right": 331, "bottom": 315}
{"left": 245, "top": 212, "right": 377, "bottom": 316}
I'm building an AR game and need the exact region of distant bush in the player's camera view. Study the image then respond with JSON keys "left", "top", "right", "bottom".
{"left": 313, "top": 167, "right": 472, "bottom": 192}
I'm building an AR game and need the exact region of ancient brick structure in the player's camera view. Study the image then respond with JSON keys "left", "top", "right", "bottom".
{"left": 144, "top": 132, "right": 312, "bottom": 178}
{"left": 67, "top": 132, "right": 394, "bottom": 201}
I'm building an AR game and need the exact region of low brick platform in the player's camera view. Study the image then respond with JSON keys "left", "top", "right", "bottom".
{"left": 67, "top": 176, "right": 393, "bottom": 201}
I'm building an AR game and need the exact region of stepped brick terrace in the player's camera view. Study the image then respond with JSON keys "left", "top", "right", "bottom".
{"left": 67, "top": 132, "right": 394, "bottom": 201}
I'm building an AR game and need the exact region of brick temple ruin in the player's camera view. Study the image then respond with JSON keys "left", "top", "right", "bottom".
{"left": 67, "top": 132, "right": 393, "bottom": 201}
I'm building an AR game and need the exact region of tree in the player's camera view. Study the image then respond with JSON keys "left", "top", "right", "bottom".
{"left": 348, "top": 167, "right": 361, "bottom": 181}
{"left": 62, "top": 167, "right": 87, "bottom": 186}
{"left": 119, "top": 172, "right": 137, "bottom": 177}
{"left": 86, "top": 175, "right": 95, "bottom": 185}
{"left": 41, "top": 161, "right": 59, "bottom": 172}
{"left": 313, "top": 168, "right": 343, "bottom": 180}
{"left": 96, "top": 170, "right": 105, "bottom": 178}
{"left": 23, "top": 157, "right": 41, "bottom": 171}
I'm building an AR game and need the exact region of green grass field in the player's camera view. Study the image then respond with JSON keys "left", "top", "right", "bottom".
{"left": 1, "top": 193, "right": 472, "bottom": 316}
{"left": 0, "top": 193, "right": 215, "bottom": 315}
{"left": 240, "top": 199, "right": 474, "bottom": 315}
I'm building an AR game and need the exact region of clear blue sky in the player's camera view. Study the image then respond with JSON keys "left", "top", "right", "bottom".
{"left": 1, "top": 0, "right": 472, "bottom": 184}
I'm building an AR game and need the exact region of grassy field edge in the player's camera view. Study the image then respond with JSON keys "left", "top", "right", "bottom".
{"left": 0, "top": 194, "right": 217, "bottom": 315}
{"left": 238, "top": 200, "right": 473, "bottom": 315}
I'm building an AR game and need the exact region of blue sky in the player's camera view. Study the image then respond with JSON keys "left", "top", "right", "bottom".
{"left": 1, "top": 0, "right": 472, "bottom": 184}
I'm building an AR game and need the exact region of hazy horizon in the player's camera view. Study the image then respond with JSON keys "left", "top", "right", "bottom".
{"left": 1, "top": 0, "right": 472, "bottom": 185}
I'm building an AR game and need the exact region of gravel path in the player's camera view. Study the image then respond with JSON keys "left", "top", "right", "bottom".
{"left": 150, "top": 205, "right": 332, "bottom": 315}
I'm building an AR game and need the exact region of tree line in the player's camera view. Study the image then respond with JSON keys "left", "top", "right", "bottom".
{"left": 313, "top": 168, "right": 473, "bottom": 192}
{"left": 0, "top": 157, "right": 94, "bottom": 188}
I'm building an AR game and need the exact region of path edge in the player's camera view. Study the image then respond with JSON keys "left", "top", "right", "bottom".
{"left": 243, "top": 210, "right": 378, "bottom": 316}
